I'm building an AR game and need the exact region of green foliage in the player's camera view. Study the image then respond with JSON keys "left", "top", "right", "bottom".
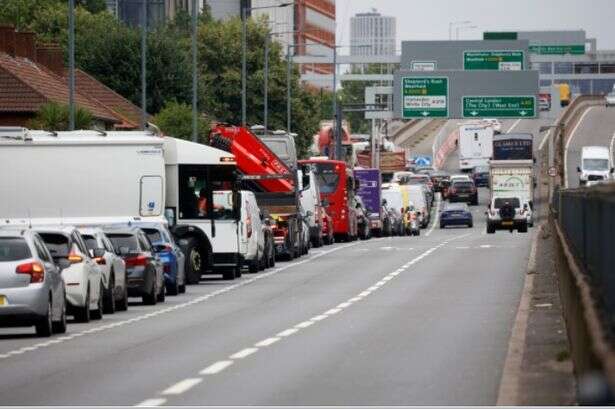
{"left": 153, "top": 101, "right": 209, "bottom": 143}
{"left": 76, "top": 0, "right": 107, "bottom": 14}
{"left": 27, "top": 102, "right": 93, "bottom": 131}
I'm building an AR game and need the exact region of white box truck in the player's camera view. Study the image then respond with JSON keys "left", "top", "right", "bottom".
{"left": 458, "top": 123, "right": 494, "bottom": 171}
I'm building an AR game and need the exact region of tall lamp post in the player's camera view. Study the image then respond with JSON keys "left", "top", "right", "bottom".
{"left": 456, "top": 24, "right": 478, "bottom": 40}
{"left": 242, "top": 2, "right": 293, "bottom": 127}
{"left": 191, "top": 0, "right": 198, "bottom": 142}
{"left": 140, "top": 0, "right": 147, "bottom": 130}
{"left": 448, "top": 20, "right": 471, "bottom": 40}
{"left": 68, "top": 0, "right": 75, "bottom": 130}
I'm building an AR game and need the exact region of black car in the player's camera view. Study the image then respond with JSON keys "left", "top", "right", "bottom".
{"left": 472, "top": 166, "right": 490, "bottom": 188}
{"left": 430, "top": 171, "right": 450, "bottom": 193}
{"left": 448, "top": 180, "right": 479, "bottom": 205}
{"left": 105, "top": 227, "right": 165, "bottom": 306}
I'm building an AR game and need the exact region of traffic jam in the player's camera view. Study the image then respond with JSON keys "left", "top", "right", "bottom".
{"left": 0, "top": 117, "right": 530, "bottom": 337}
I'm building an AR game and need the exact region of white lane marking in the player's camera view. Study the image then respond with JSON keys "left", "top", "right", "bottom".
{"left": 507, "top": 118, "right": 522, "bottom": 133}
{"left": 161, "top": 378, "right": 203, "bottom": 395}
{"left": 425, "top": 194, "right": 442, "bottom": 237}
{"left": 229, "top": 348, "right": 258, "bottom": 359}
{"left": 538, "top": 128, "right": 552, "bottom": 151}
{"left": 136, "top": 233, "right": 471, "bottom": 407}
{"left": 337, "top": 302, "right": 352, "bottom": 309}
{"left": 199, "top": 360, "right": 233, "bottom": 375}
{"left": 610, "top": 132, "right": 615, "bottom": 166}
{"left": 311, "top": 314, "right": 329, "bottom": 321}
{"left": 135, "top": 398, "right": 167, "bottom": 407}
{"left": 0, "top": 241, "right": 361, "bottom": 362}
{"left": 564, "top": 106, "right": 595, "bottom": 187}
{"left": 255, "top": 337, "right": 280, "bottom": 347}
{"left": 276, "top": 328, "right": 299, "bottom": 337}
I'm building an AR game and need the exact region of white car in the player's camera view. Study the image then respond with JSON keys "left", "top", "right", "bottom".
{"left": 35, "top": 226, "right": 104, "bottom": 322}
{"left": 605, "top": 92, "right": 615, "bottom": 107}
{"left": 79, "top": 228, "right": 128, "bottom": 313}
{"left": 486, "top": 197, "right": 529, "bottom": 234}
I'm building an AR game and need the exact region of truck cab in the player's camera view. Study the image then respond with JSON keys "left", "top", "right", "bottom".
{"left": 577, "top": 146, "right": 614, "bottom": 186}
{"left": 163, "top": 137, "right": 242, "bottom": 282}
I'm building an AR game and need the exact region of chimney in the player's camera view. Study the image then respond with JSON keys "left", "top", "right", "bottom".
{"left": 0, "top": 25, "right": 16, "bottom": 56}
{"left": 15, "top": 32, "right": 36, "bottom": 61}
{"left": 36, "top": 44, "right": 65, "bottom": 76}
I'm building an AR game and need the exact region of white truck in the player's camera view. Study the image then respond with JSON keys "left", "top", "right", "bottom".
{"left": 458, "top": 123, "right": 494, "bottom": 171}
{"left": 489, "top": 160, "right": 534, "bottom": 227}
{"left": 577, "top": 146, "right": 614, "bottom": 186}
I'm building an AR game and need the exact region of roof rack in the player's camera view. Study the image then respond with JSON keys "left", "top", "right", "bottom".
{"left": 0, "top": 127, "right": 32, "bottom": 141}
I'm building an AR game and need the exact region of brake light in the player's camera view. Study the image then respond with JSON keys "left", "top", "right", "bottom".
{"left": 246, "top": 214, "right": 253, "bottom": 238}
{"left": 125, "top": 254, "right": 148, "bottom": 268}
{"left": 94, "top": 257, "right": 106, "bottom": 265}
{"left": 68, "top": 253, "right": 83, "bottom": 264}
{"left": 16, "top": 262, "right": 45, "bottom": 283}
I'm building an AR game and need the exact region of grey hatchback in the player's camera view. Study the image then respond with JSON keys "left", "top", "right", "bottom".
{"left": 0, "top": 229, "right": 68, "bottom": 336}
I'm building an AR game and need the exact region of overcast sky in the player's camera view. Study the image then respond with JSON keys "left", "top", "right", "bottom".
{"left": 335, "top": 0, "right": 615, "bottom": 52}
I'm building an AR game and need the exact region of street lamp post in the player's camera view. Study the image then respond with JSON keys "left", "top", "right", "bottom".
{"left": 449, "top": 20, "right": 471, "bottom": 40}
{"left": 140, "top": 0, "right": 147, "bottom": 130}
{"left": 68, "top": 0, "right": 75, "bottom": 130}
{"left": 456, "top": 25, "right": 478, "bottom": 40}
{"left": 191, "top": 0, "right": 198, "bottom": 142}
{"left": 242, "top": 2, "right": 293, "bottom": 127}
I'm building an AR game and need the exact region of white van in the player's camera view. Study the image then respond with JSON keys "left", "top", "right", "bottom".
{"left": 399, "top": 185, "right": 430, "bottom": 228}
{"left": 238, "top": 191, "right": 264, "bottom": 273}
{"left": 459, "top": 123, "right": 494, "bottom": 171}
{"left": 298, "top": 166, "right": 323, "bottom": 247}
{"left": 578, "top": 146, "right": 614, "bottom": 186}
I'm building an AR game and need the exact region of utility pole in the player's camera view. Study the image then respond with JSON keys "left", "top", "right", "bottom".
{"left": 286, "top": 44, "right": 292, "bottom": 134}
{"left": 141, "top": 0, "right": 147, "bottom": 130}
{"left": 191, "top": 0, "right": 198, "bottom": 142}
{"left": 332, "top": 45, "right": 338, "bottom": 152}
{"left": 68, "top": 0, "right": 75, "bottom": 130}
{"left": 241, "top": 6, "right": 247, "bottom": 126}
{"left": 264, "top": 34, "right": 269, "bottom": 133}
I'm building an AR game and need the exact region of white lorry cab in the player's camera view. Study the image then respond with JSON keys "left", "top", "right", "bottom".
{"left": 162, "top": 137, "right": 242, "bottom": 282}
{"left": 577, "top": 146, "right": 614, "bottom": 186}
{"left": 0, "top": 127, "right": 166, "bottom": 227}
{"left": 238, "top": 191, "right": 264, "bottom": 273}
{"left": 298, "top": 165, "right": 323, "bottom": 247}
{"left": 458, "top": 123, "right": 494, "bottom": 171}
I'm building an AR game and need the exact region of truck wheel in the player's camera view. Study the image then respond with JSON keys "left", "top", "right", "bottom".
{"left": 222, "top": 267, "right": 236, "bottom": 280}
{"left": 248, "top": 259, "right": 258, "bottom": 273}
{"left": 184, "top": 238, "right": 203, "bottom": 285}
{"left": 487, "top": 224, "right": 496, "bottom": 234}
{"left": 518, "top": 223, "right": 528, "bottom": 233}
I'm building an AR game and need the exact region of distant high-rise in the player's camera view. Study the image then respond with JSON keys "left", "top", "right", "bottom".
{"left": 350, "top": 9, "right": 396, "bottom": 57}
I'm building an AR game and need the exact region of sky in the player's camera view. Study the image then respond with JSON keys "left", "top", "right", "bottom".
{"left": 335, "top": 0, "right": 615, "bottom": 52}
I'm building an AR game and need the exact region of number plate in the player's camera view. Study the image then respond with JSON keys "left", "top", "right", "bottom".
{"left": 502, "top": 221, "right": 514, "bottom": 226}
{"left": 0, "top": 295, "right": 6, "bottom": 306}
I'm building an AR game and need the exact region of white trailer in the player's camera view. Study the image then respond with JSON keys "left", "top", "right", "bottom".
{"left": 0, "top": 127, "right": 166, "bottom": 226}
{"left": 489, "top": 160, "right": 534, "bottom": 207}
{"left": 458, "top": 123, "right": 494, "bottom": 171}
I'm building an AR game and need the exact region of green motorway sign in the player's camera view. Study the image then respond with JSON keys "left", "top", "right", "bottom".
{"left": 401, "top": 77, "right": 448, "bottom": 118}
{"left": 464, "top": 50, "right": 524, "bottom": 71}
{"left": 529, "top": 44, "right": 585, "bottom": 55}
{"left": 463, "top": 96, "right": 536, "bottom": 118}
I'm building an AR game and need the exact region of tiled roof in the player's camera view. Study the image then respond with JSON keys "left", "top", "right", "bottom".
{"left": 69, "top": 69, "right": 144, "bottom": 129}
{"left": 0, "top": 53, "right": 118, "bottom": 123}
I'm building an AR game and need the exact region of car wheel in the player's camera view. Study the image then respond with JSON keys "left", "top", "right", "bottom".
{"left": 35, "top": 298, "right": 53, "bottom": 337}
{"left": 91, "top": 283, "right": 104, "bottom": 320}
{"left": 52, "top": 296, "right": 67, "bottom": 334}
{"left": 103, "top": 274, "right": 116, "bottom": 314}
{"left": 142, "top": 274, "right": 157, "bottom": 305}
{"left": 116, "top": 277, "right": 129, "bottom": 311}
{"left": 74, "top": 287, "right": 91, "bottom": 323}
{"left": 184, "top": 238, "right": 204, "bottom": 285}
{"left": 468, "top": 222, "right": 474, "bottom": 228}
{"left": 269, "top": 250, "right": 276, "bottom": 267}
{"left": 179, "top": 284, "right": 186, "bottom": 294}
{"left": 222, "top": 267, "right": 236, "bottom": 280}
{"left": 518, "top": 224, "right": 528, "bottom": 233}
{"left": 440, "top": 223, "right": 446, "bottom": 229}
{"left": 487, "top": 224, "right": 496, "bottom": 234}
{"left": 166, "top": 280, "right": 179, "bottom": 296}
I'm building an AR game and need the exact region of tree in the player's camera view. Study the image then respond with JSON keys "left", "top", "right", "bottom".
{"left": 153, "top": 101, "right": 210, "bottom": 143}
{"left": 26, "top": 102, "right": 93, "bottom": 131}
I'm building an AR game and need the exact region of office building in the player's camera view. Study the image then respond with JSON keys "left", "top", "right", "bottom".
{"left": 350, "top": 9, "right": 396, "bottom": 57}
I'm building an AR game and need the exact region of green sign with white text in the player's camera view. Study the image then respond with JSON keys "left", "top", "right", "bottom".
{"left": 402, "top": 77, "right": 448, "bottom": 118}
{"left": 464, "top": 51, "right": 524, "bottom": 71}
{"left": 463, "top": 96, "right": 536, "bottom": 118}
{"left": 529, "top": 45, "right": 585, "bottom": 55}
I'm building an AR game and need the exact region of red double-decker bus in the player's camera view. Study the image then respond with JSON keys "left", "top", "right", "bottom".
{"left": 299, "top": 159, "right": 358, "bottom": 242}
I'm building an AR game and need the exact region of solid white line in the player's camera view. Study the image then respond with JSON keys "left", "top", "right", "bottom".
{"left": 199, "top": 360, "right": 233, "bottom": 375}
{"left": 324, "top": 308, "right": 342, "bottom": 315}
{"left": 295, "top": 320, "right": 315, "bottom": 329}
{"left": 538, "top": 128, "right": 552, "bottom": 152}
{"left": 564, "top": 106, "right": 595, "bottom": 187}
{"left": 255, "top": 337, "right": 280, "bottom": 347}
{"left": 425, "top": 194, "right": 442, "bottom": 237}
{"left": 161, "top": 378, "right": 203, "bottom": 395}
{"left": 135, "top": 398, "right": 168, "bottom": 407}
{"left": 229, "top": 348, "right": 258, "bottom": 359}
{"left": 507, "top": 118, "right": 522, "bottom": 133}
{"left": 276, "top": 328, "right": 299, "bottom": 337}
{"left": 610, "top": 132, "right": 615, "bottom": 166}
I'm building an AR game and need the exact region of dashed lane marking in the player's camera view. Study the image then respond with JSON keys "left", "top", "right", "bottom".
{"left": 254, "top": 337, "right": 280, "bottom": 347}
{"left": 229, "top": 348, "right": 258, "bottom": 360}
{"left": 161, "top": 378, "right": 203, "bottom": 395}
{"left": 135, "top": 398, "right": 167, "bottom": 407}
{"left": 199, "top": 360, "right": 233, "bottom": 375}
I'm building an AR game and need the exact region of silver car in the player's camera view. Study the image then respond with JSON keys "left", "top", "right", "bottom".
{"left": 0, "top": 229, "right": 68, "bottom": 336}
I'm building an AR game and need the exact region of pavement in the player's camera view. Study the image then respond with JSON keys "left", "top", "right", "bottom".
{"left": 0, "top": 119, "right": 567, "bottom": 406}
{"left": 564, "top": 105, "right": 615, "bottom": 188}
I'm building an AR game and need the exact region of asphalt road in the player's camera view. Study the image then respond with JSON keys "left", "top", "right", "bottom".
{"left": 565, "top": 105, "right": 615, "bottom": 188}
{"left": 0, "top": 121, "right": 544, "bottom": 406}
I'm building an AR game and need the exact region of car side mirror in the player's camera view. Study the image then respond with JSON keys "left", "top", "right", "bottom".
{"left": 92, "top": 248, "right": 105, "bottom": 258}
{"left": 119, "top": 246, "right": 130, "bottom": 256}
{"left": 56, "top": 258, "right": 71, "bottom": 271}
{"left": 577, "top": 166, "right": 581, "bottom": 172}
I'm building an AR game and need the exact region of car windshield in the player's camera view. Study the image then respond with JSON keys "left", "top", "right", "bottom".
{"left": 453, "top": 181, "right": 474, "bottom": 188}
{"left": 38, "top": 233, "right": 70, "bottom": 257}
{"left": 107, "top": 234, "right": 139, "bottom": 252}
{"left": 583, "top": 158, "right": 609, "bottom": 171}
{"left": 263, "top": 139, "right": 290, "bottom": 159}
{"left": 142, "top": 228, "right": 164, "bottom": 244}
{"left": 474, "top": 167, "right": 489, "bottom": 173}
{"left": 494, "top": 198, "right": 521, "bottom": 209}
{"left": 81, "top": 235, "right": 98, "bottom": 251}
{"left": 0, "top": 237, "right": 32, "bottom": 262}
{"left": 445, "top": 203, "right": 468, "bottom": 212}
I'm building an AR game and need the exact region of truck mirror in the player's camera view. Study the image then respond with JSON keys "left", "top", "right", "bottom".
{"left": 164, "top": 208, "right": 176, "bottom": 227}
{"left": 577, "top": 166, "right": 581, "bottom": 173}
{"left": 611, "top": 168, "right": 614, "bottom": 174}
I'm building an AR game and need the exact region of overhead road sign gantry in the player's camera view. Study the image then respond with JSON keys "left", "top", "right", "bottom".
{"left": 401, "top": 77, "right": 449, "bottom": 118}
{"left": 463, "top": 96, "right": 536, "bottom": 118}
